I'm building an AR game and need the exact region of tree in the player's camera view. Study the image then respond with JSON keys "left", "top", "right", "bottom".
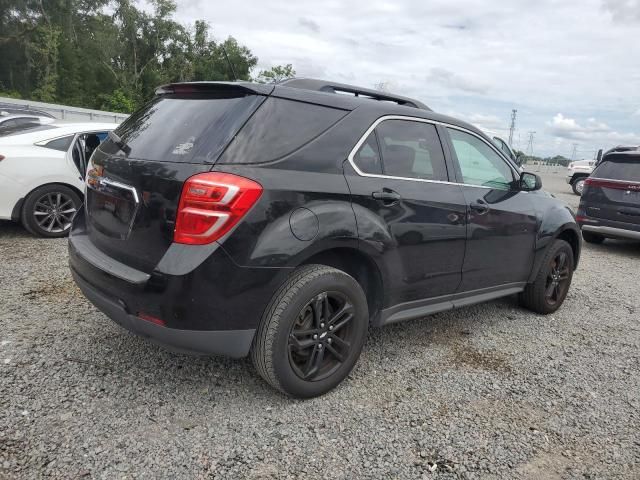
{"left": 0, "top": 0, "right": 283, "bottom": 112}
{"left": 254, "top": 64, "right": 295, "bottom": 84}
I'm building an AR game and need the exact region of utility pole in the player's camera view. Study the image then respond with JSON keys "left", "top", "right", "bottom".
{"left": 526, "top": 131, "right": 536, "bottom": 170}
{"left": 571, "top": 143, "right": 578, "bottom": 160}
{"left": 508, "top": 109, "right": 517, "bottom": 147}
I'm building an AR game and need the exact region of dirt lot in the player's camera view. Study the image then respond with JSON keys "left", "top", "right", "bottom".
{"left": 1, "top": 170, "right": 639, "bottom": 479}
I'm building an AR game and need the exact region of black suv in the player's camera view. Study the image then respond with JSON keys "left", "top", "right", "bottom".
{"left": 69, "top": 79, "right": 580, "bottom": 397}
{"left": 578, "top": 146, "right": 640, "bottom": 244}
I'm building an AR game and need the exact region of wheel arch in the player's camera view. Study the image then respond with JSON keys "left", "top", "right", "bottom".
{"left": 528, "top": 223, "right": 581, "bottom": 283}
{"left": 21, "top": 182, "right": 84, "bottom": 211}
{"left": 297, "top": 247, "right": 384, "bottom": 324}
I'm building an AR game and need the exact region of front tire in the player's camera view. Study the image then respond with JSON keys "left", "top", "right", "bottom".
{"left": 582, "top": 231, "right": 605, "bottom": 244}
{"left": 520, "top": 239, "right": 574, "bottom": 314}
{"left": 251, "top": 265, "right": 369, "bottom": 398}
{"left": 572, "top": 177, "right": 586, "bottom": 196}
{"left": 21, "top": 184, "right": 82, "bottom": 238}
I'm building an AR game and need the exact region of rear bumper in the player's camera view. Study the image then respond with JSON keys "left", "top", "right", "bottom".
{"left": 581, "top": 224, "right": 640, "bottom": 240}
{"left": 71, "top": 268, "right": 255, "bottom": 357}
{"left": 68, "top": 210, "right": 291, "bottom": 357}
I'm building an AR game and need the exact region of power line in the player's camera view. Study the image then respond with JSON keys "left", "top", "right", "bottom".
{"left": 508, "top": 109, "right": 517, "bottom": 147}
{"left": 526, "top": 131, "right": 536, "bottom": 156}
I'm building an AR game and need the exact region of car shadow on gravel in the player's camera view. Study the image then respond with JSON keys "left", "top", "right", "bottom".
{"left": 586, "top": 239, "right": 640, "bottom": 256}
{"left": 0, "top": 220, "right": 31, "bottom": 239}
{"left": 60, "top": 295, "right": 522, "bottom": 403}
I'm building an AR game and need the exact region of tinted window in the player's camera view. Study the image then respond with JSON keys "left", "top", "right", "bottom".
{"left": 593, "top": 157, "right": 640, "bottom": 182}
{"left": 218, "top": 97, "right": 347, "bottom": 164}
{"left": 375, "top": 120, "right": 448, "bottom": 181}
{"left": 42, "top": 135, "right": 74, "bottom": 152}
{"left": 0, "top": 125, "right": 56, "bottom": 137}
{"left": 352, "top": 132, "right": 383, "bottom": 174}
{"left": 107, "top": 93, "right": 264, "bottom": 163}
{"left": 448, "top": 128, "right": 514, "bottom": 189}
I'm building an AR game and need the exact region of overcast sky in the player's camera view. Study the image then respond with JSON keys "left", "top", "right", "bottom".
{"left": 172, "top": 0, "right": 640, "bottom": 158}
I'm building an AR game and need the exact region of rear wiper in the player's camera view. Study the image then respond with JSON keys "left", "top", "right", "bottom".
{"left": 107, "top": 131, "right": 132, "bottom": 155}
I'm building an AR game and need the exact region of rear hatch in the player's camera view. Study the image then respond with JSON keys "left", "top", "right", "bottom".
{"left": 582, "top": 152, "right": 640, "bottom": 227}
{"left": 82, "top": 84, "right": 269, "bottom": 273}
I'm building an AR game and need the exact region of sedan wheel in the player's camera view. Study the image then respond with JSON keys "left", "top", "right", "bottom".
{"left": 21, "top": 184, "right": 82, "bottom": 238}
{"left": 33, "top": 192, "right": 78, "bottom": 234}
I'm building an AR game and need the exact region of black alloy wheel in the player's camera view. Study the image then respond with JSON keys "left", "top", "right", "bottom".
{"left": 252, "top": 265, "right": 369, "bottom": 398}
{"left": 519, "top": 239, "right": 574, "bottom": 314}
{"left": 544, "top": 251, "right": 571, "bottom": 308}
{"left": 288, "top": 291, "right": 355, "bottom": 381}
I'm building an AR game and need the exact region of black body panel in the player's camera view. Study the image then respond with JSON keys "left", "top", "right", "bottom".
{"left": 457, "top": 186, "right": 537, "bottom": 290}
{"left": 69, "top": 78, "right": 582, "bottom": 358}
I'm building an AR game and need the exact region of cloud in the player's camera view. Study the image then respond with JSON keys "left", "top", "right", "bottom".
{"left": 602, "top": 0, "right": 640, "bottom": 22}
{"left": 467, "top": 113, "right": 503, "bottom": 129}
{"left": 547, "top": 113, "right": 640, "bottom": 145}
{"left": 426, "top": 68, "right": 488, "bottom": 95}
{"left": 172, "top": 0, "right": 640, "bottom": 155}
{"left": 298, "top": 17, "right": 320, "bottom": 33}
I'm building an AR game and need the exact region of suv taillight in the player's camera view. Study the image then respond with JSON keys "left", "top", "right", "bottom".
{"left": 174, "top": 172, "right": 262, "bottom": 245}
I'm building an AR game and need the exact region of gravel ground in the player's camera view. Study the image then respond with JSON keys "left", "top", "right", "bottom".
{"left": 1, "top": 171, "right": 639, "bottom": 479}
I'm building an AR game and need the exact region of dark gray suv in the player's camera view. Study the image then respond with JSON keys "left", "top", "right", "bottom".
{"left": 578, "top": 146, "right": 640, "bottom": 243}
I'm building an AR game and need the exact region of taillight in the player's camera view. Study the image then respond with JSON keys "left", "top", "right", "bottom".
{"left": 174, "top": 172, "right": 262, "bottom": 245}
{"left": 0, "top": 155, "right": 5, "bottom": 162}
{"left": 584, "top": 178, "right": 640, "bottom": 191}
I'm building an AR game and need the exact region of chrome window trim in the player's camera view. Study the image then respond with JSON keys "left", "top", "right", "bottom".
{"left": 347, "top": 115, "right": 520, "bottom": 190}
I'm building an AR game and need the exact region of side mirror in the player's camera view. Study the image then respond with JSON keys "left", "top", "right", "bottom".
{"left": 520, "top": 172, "right": 542, "bottom": 191}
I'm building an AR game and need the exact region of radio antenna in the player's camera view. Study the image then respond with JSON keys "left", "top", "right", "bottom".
{"left": 221, "top": 45, "right": 238, "bottom": 81}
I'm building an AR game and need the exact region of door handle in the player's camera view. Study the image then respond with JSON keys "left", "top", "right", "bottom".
{"left": 470, "top": 200, "right": 490, "bottom": 215}
{"left": 372, "top": 189, "right": 401, "bottom": 205}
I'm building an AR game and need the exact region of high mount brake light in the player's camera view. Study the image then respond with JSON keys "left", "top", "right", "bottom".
{"left": 174, "top": 172, "right": 262, "bottom": 245}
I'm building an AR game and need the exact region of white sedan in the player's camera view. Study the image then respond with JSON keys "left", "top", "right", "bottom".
{"left": 0, "top": 122, "right": 117, "bottom": 237}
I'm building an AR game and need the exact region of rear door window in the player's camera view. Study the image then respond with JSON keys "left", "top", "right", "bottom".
{"left": 375, "top": 120, "right": 448, "bottom": 181}
{"left": 593, "top": 158, "right": 640, "bottom": 182}
{"left": 107, "top": 93, "right": 264, "bottom": 163}
{"left": 218, "top": 97, "right": 348, "bottom": 164}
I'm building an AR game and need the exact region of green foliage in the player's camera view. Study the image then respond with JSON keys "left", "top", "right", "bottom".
{"left": 254, "top": 64, "right": 296, "bottom": 84}
{"left": 0, "top": 90, "right": 23, "bottom": 99}
{"left": 0, "top": 0, "right": 290, "bottom": 111}
{"left": 98, "top": 88, "right": 137, "bottom": 113}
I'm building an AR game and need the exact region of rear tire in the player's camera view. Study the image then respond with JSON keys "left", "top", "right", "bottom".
{"left": 520, "top": 239, "right": 574, "bottom": 314}
{"left": 582, "top": 231, "right": 605, "bottom": 244}
{"left": 251, "top": 264, "right": 368, "bottom": 398}
{"left": 572, "top": 177, "right": 586, "bottom": 196}
{"left": 21, "top": 184, "right": 82, "bottom": 238}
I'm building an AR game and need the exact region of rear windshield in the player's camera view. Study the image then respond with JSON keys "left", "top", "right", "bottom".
{"left": 105, "top": 93, "right": 264, "bottom": 163}
{"left": 593, "top": 157, "right": 640, "bottom": 182}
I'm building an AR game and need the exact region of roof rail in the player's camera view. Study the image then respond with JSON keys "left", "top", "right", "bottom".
{"left": 278, "top": 78, "right": 431, "bottom": 111}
